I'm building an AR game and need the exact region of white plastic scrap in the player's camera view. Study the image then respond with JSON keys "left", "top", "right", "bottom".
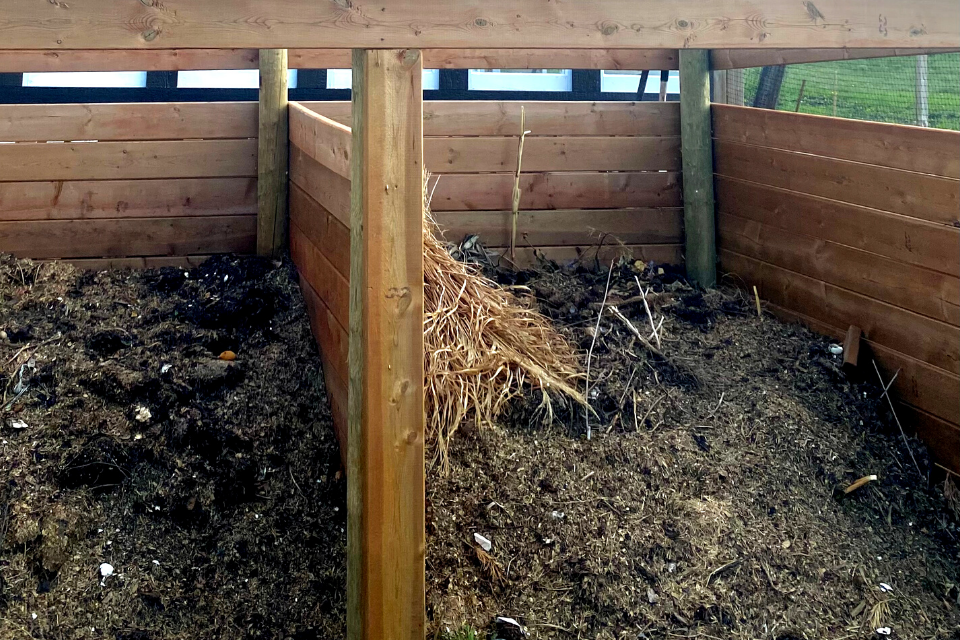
{"left": 10, "top": 419, "right": 28, "bottom": 430}
{"left": 160, "top": 364, "right": 173, "bottom": 375}
{"left": 474, "top": 533, "right": 492, "bottom": 552}
{"left": 829, "top": 344, "right": 843, "bottom": 355}
{"left": 134, "top": 406, "right": 152, "bottom": 423}
{"left": 879, "top": 582, "right": 893, "bottom": 593}
{"left": 551, "top": 510, "right": 565, "bottom": 519}
{"left": 875, "top": 627, "right": 892, "bottom": 636}
{"left": 99, "top": 563, "right": 114, "bottom": 579}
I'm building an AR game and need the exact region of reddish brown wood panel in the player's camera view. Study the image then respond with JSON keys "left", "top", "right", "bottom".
{"left": 289, "top": 145, "right": 351, "bottom": 227}
{"left": 289, "top": 103, "right": 352, "bottom": 180}
{"left": 424, "top": 136, "right": 680, "bottom": 173}
{"left": 0, "top": 139, "right": 257, "bottom": 182}
{"left": 718, "top": 213, "right": 960, "bottom": 325}
{"left": 720, "top": 250, "right": 959, "bottom": 377}
{"left": 712, "top": 105, "right": 960, "bottom": 179}
{"left": 0, "top": 102, "right": 258, "bottom": 143}
{"left": 504, "top": 244, "right": 684, "bottom": 268}
{"left": 0, "top": 215, "right": 255, "bottom": 259}
{"left": 894, "top": 404, "right": 960, "bottom": 474}
{"left": 711, "top": 47, "right": 960, "bottom": 70}
{"left": 0, "top": 178, "right": 257, "bottom": 221}
{"left": 714, "top": 140, "right": 960, "bottom": 226}
{"left": 0, "top": 49, "right": 259, "bottom": 72}
{"left": 433, "top": 208, "right": 684, "bottom": 247}
{"left": 290, "top": 223, "right": 350, "bottom": 330}
{"left": 430, "top": 172, "right": 682, "bottom": 211}
{"left": 715, "top": 177, "right": 960, "bottom": 277}
{"left": 299, "top": 101, "right": 681, "bottom": 137}
{"left": 290, "top": 183, "right": 351, "bottom": 279}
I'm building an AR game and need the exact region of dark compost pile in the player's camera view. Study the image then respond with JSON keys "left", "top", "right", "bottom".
{"left": 1, "top": 253, "right": 957, "bottom": 640}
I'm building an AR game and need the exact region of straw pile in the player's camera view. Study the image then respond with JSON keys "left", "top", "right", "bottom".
{"left": 423, "top": 200, "right": 583, "bottom": 469}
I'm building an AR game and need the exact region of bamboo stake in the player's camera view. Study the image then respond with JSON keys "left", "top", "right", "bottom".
{"left": 510, "top": 106, "right": 530, "bottom": 261}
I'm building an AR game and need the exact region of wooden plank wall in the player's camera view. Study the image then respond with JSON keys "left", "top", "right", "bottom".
{"left": 713, "top": 104, "right": 960, "bottom": 474}
{"left": 288, "top": 103, "right": 352, "bottom": 456}
{"left": 300, "top": 100, "right": 684, "bottom": 267}
{"left": 0, "top": 102, "right": 258, "bottom": 266}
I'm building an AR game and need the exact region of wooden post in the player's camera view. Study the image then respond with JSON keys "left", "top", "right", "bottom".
{"left": 257, "top": 48, "right": 289, "bottom": 257}
{"left": 679, "top": 49, "right": 717, "bottom": 287}
{"left": 347, "top": 49, "right": 425, "bottom": 640}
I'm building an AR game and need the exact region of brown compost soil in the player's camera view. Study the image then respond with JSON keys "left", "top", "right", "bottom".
{"left": 1, "top": 253, "right": 958, "bottom": 640}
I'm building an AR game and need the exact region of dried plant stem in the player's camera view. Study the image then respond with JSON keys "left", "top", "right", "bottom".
{"left": 634, "top": 276, "right": 661, "bottom": 350}
{"left": 608, "top": 306, "right": 664, "bottom": 359}
{"left": 872, "top": 360, "right": 923, "bottom": 478}
{"left": 509, "top": 106, "right": 529, "bottom": 261}
{"left": 584, "top": 259, "right": 615, "bottom": 441}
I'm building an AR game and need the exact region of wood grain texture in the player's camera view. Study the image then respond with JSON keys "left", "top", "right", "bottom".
{"left": 65, "top": 255, "right": 211, "bottom": 270}
{"left": 504, "top": 243, "right": 684, "bottom": 268}
{"left": 0, "top": 49, "right": 259, "bottom": 72}
{"left": 347, "top": 48, "right": 425, "bottom": 640}
{"left": 424, "top": 136, "right": 680, "bottom": 173}
{"left": 430, "top": 172, "right": 681, "bottom": 211}
{"left": 761, "top": 300, "right": 960, "bottom": 438}
{"left": 714, "top": 140, "right": 960, "bottom": 225}
{"left": 715, "top": 177, "right": 960, "bottom": 277}
{"left": 432, "top": 208, "right": 683, "bottom": 247}
{"left": 289, "top": 145, "right": 351, "bottom": 227}
{"left": 290, "top": 223, "right": 350, "bottom": 330}
{"left": 679, "top": 48, "right": 716, "bottom": 286}
{"left": 290, "top": 102, "right": 352, "bottom": 180}
{"left": 712, "top": 105, "right": 960, "bottom": 178}
{"left": 718, "top": 212, "right": 960, "bottom": 325}
{"left": 0, "top": 177, "right": 256, "bottom": 221}
{"left": 0, "top": 215, "right": 255, "bottom": 259}
{"left": 711, "top": 47, "right": 960, "bottom": 69}
{"left": 0, "top": 102, "right": 258, "bottom": 143}
{"left": 290, "top": 183, "right": 351, "bottom": 279}
{"left": 0, "top": 1, "right": 954, "bottom": 49}
{"left": 0, "top": 139, "right": 257, "bottom": 181}
{"left": 298, "top": 101, "right": 681, "bottom": 137}
{"left": 257, "top": 49, "right": 289, "bottom": 258}
{"left": 720, "top": 250, "right": 959, "bottom": 376}
{"left": 894, "top": 404, "right": 960, "bottom": 474}
{"left": 300, "top": 276, "right": 349, "bottom": 462}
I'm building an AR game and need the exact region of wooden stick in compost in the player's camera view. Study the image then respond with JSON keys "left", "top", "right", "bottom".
{"left": 872, "top": 360, "right": 923, "bottom": 478}
{"left": 509, "top": 106, "right": 529, "bottom": 261}
{"left": 752, "top": 285, "right": 762, "bottom": 319}
{"left": 584, "top": 259, "right": 615, "bottom": 441}
{"left": 608, "top": 306, "right": 664, "bottom": 359}
{"left": 634, "top": 276, "right": 661, "bottom": 350}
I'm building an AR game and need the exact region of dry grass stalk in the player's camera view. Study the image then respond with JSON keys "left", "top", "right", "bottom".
{"left": 423, "top": 179, "right": 583, "bottom": 470}
{"left": 475, "top": 547, "right": 505, "bottom": 584}
{"left": 509, "top": 106, "right": 530, "bottom": 260}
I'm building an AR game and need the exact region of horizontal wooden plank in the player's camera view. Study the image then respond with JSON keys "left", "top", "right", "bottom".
{"left": 0, "top": 102, "right": 258, "bottom": 142}
{"left": 289, "top": 102, "right": 352, "bottom": 180}
{"left": 0, "top": 49, "right": 258, "bottom": 72}
{"left": 433, "top": 208, "right": 684, "bottom": 247}
{"left": 719, "top": 250, "right": 959, "bottom": 376}
{"left": 712, "top": 105, "right": 960, "bottom": 178}
{"left": 299, "top": 276, "right": 348, "bottom": 463}
{"left": 298, "top": 275, "right": 349, "bottom": 393}
{"left": 0, "top": 215, "right": 255, "bottom": 259}
{"left": 718, "top": 212, "right": 960, "bottom": 325}
{"left": 711, "top": 47, "right": 960, "bottom": 70}
{"left": 289, "top": 145, "right": 351, "bottom": 227}
{"left": 500, "top": 244, "right": 683, "bottom": 269}
{"left": 759, "top": 300, "right": 960, "bottom": 433}
{"left": 714, "top": 140, "right": 960, "bottom": 225}
{"left": 290, "top": 223, "right": 349, "bottom": 330}
{"left": 0, "top": 2, "right": 954, "bottom": 49}
{"left": 64, "top": 255, "right": 212, "bottom": 270}
{"left": 290, "top": 183, "right": 350, "bottom": 279}
{"left": 298, "top": 101, "right": 681, "bottom": 137}
{"left": 0, "top": 177, "right": 255, "bottom": 221}
{"left": 715, "top": 177, "right": 960, "bottom": 277}
{"left": 430, "top": 172, "right": 682, "bottom": 211}
{"left": 425, "top": 136, "right": 680, "bottom": 173}
{"left": 0, "top": 139, "right": 257, "bottom": 182}
{"left": 894, "top": 404, "right": 960, "bottom": 474}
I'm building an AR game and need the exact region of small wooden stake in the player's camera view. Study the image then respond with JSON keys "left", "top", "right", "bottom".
{"left": 794, "top": 79, "right": 807, "bottom": 112}
{"left": 256, "top": 48, "right": 289, "bottom": 258}
{"left": 509, "top": 106, "right": 528, "bottom": 261}
{"left": 842, "top": 325, "right": 862, "bottom": 375}
{"left": 679, "top": 49, "right": 717, "bottom": 287}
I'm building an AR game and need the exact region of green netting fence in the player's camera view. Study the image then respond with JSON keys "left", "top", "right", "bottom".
{"left": 726, "top": 53, "right": 960, "bottom": 130}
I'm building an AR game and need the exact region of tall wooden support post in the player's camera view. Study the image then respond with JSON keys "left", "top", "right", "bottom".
{"left": 257, "top": 49, "right": 289, "bottom": 257}
{"left": 679, "top": 49, "right": 717, "bottom": 287}
{"left": 347, "top": 49, "right": 425, "bottom": 640}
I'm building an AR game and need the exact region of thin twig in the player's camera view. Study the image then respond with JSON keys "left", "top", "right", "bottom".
{"left": 584, "top": 259, "right": 615, "bottom": 441}
{"left": 509, "top": 106, "right": 530, "bottom": 261}
{"left": 635, "top": 393, "right": 667, "bottom": 431}
{"left": 872, "top": 360, "right": 923, "bottom": 478}
{"left": 634, "top": 276, "right": 661, "bottom": 350}
{"left": 288, "top": 466, "right": 305, "bottom": 498}
{"left": 608, "top": 306, "right": 664, "bottom": 358}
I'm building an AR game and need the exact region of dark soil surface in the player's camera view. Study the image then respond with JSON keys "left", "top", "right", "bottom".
{"left": 0, "top": 255, "right": 346, "bottom": 640}
{"left": 2, "top": 253, "right": 958, "bottom": 640}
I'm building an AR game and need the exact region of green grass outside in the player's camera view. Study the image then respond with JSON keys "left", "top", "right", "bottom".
{"left": 743, "top": 53, "right": 960, "bottom": 130}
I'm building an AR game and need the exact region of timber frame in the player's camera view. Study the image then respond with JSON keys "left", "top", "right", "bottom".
{"left": 0, "top": 1, "right": 955, "bottom": 637}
